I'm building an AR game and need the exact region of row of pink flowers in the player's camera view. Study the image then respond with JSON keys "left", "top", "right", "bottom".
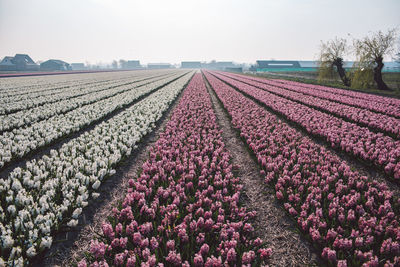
{"left": 222, "top": 72, "right": 400, "bottom": 118}
{"left": 274, "top": 78, "right": 400, "bottom": 108}
{"left": 210, "top": 72, "right": 400, "bottom": 181}
{"left": 204, "top": 70, "right": 400, "bottom": 266}
{"left": 79, "top": 73, "right": 271, "bottom": 267}
{"left": 218, "top": 72, "right": 400, "bottom": 139}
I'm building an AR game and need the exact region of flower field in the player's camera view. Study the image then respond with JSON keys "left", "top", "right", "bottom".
{"left": 216, "top": 72, "right": 400, "bottom": 139}
{"left": 0, "top": 72, "right": 171, "bottom": 132}
{"left": 235, "top": 74, "right": 400, "bottom": 118}
{"left": 0, "top": 72, "right": 186, "bottom": 168}
{"left": 204, "top": 71, "right": 400, "bottom": 266}
{"left": 0, "top": 70, "right": 192, "bottom": 265}
{"left": 0, "top": 69, "right": 399, "bottom": 266}
{"left": 209, "top": 72, "right": 400, "bottom": 181}
{"left": 78, "top": 73, "right": 270, "bottom": 266}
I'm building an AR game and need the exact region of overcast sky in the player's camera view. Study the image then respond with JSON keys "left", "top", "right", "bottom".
{"left": 0, "top": 0, "right": 399, "bottom": 64}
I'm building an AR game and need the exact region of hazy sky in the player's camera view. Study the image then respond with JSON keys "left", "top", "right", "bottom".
{"left": 0, "top": 0, "right": 399, "bottom": 64}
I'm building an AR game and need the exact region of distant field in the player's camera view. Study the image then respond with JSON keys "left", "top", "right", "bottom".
{"left": 0, "top": 69, "right": 132, "bottom": 78}
{"left": 248, "top": 70, "right": 400, "bottom": 98}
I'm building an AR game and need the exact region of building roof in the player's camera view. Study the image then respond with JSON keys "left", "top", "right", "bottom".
{"left": 0, "top": 56, "right": 15, "bottom": 65}
{"left": 125, "top": 60, "right": 141, "bottom": 66}
{"left": 13, "top": 54, "right": 36, "bottom": 64}
{"left": 256, "top": 60, "right": 301, "bottom": 68}
{"left": 42, "top": 59, "right": 69, "bottom": 65}
{"left": 181, "top": 61, "right": 202, "bottom": 68}
{"left": 216, "top": 61, "right": 234, "bottom": 65}
{"left": 0, "top": 54, "right": 38, "bottom": 66}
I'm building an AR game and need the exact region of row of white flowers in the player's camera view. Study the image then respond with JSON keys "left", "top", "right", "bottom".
{"left": 1, "top": 79, "right": 123, "bottom": 114}
{"left": 0, "top": 71, "right": 169, "bottom": 104}
{"left": 0, "top": 70, "right": 161, "bottom": 96}
{"left": 0, "top": 72, "right": 176, "bottom": 132}
{"left": 0, "top": 72, "right": 185, "bottom": 169}
{"left": 0, "top": 75, "right": 119, "bottom": 101}
{"left": 0, "top": 71, "right": 193, "bottom": 266}
{"left": 0, "top": 76, "right": 101, "bottom": 96}
{"left": 0, "top": 72, "right": 174, "bottom": 115}
{"left": 1, "top": 78, "right": 116, "bottom": 104}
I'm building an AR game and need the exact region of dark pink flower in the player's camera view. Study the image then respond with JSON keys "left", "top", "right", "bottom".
{"left": 226, "top": 248, "right": 236, "bottom": 263}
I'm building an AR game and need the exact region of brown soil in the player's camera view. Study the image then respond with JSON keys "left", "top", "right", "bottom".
{"left": 204, "top": 74, "right": 320, "bottom": 266}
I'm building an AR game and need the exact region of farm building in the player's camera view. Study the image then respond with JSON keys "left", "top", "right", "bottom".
{"left": 256, "top": 60, "right": 302, "bottom": 69}
{"left": 126, "top": 60, "right": 141, "bottom": 69}
{"left": 71, "top": 63, "right": 86, "bottom": 70}
{"left": 250, "top": 60, "right": 326, "bottom": 72}
{"left": 215, "top": 61, "right": 235, "bottom": 69}
{"left": 40, "top": 59, "right": 71, "bottom": 71}
{"left": 206, "top": 61, "right": 234, "bottom": 70}
{"left": 181, "top": 61, "right": 202, "bottom": 68}
{"left": 0, "top": 54, "right": 39, "bottom": 71}
{"left": 202, "top": 61, "right": 236, "bottom": 70}
{"left": 119, "top": 60, "right": 141, "bottom": 69}
{"left": 0, "top": 57, "right": 15, "bottom": 70}
{"left": 251, "top": 60, "right": 399, "bottom": 72}
{"left": 225, "top": 67, "right": 243, "bottom": 73}
{"left": 147, "top": 63, "right": 172, "bottom": 69}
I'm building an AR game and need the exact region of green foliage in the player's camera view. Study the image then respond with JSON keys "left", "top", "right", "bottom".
{"left": 317, "top": 63, "right": 337, "bottom": 82}
{"left": 349, "top": 56, "right": 375, "bottom": 90}
{"left": 350, "top": 67, "right": 374, "bottom": 89}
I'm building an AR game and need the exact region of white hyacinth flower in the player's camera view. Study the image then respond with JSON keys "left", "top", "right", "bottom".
{"left": 13, "top": 256, "right": 24, "bottom": 267}
{"left": 1, "top": 234, "right": 14, "bottom": 248}
{"left": 7, "top": 205, "right": 16, "bottom": 216}
{"left": 26, "top": 246, "right": 37, "bottom": 257}
{"left": 72, "top": 208, "right": 82, "bottom": 219}
{"left": 92, "top": 180, "right": 101, "bottom": 190}
{"left": 39, "top": 236, "right": 52, "bottom": 249}
{"left": 67, "top": 219, "right": 78, "bottom": 227}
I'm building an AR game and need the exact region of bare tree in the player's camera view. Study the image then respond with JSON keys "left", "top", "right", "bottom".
{"left": 353, "top": 29, "right": 397, "bottom": 90}
{"left": 318, "top": 37, "right": 351, "bottom": 86}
